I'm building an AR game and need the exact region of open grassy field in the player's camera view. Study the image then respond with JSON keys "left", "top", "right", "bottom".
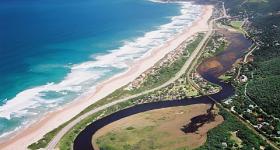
{"left": 230, "top": 21, "right": 243, "bottom": 29}
{"left": 93, "top": 104, "right": 224, "bottom": 150}
{"left": 28, "top": 34, "right": 204, "bottom": 150}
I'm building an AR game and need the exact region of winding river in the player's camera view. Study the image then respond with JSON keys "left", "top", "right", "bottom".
{"left": 73, "top": 29, "right": 252, "bottom": 150}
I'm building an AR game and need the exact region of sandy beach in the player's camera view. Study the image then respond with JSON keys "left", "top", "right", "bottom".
{"left": 0, "top": 4, "right": 213, "bottom": 150}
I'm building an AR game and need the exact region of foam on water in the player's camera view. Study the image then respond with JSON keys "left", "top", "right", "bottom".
{"left": 0, "top": 1, "right": 202, "bottom": 137}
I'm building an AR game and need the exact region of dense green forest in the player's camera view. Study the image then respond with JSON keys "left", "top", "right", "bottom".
{"left": 198, "top": 0, "right": 280, "bottom": 148}
{"left": 224, "top": 0, "right": 280, "bottom": 118}
{"left": 254, "top": 57, "right": 280, "bottom": 77}
{"left": 197, "top": 109, "right": 271, "bottom": 150}
{"left": 247, "top": 76, "right": 280, "bottom": 118}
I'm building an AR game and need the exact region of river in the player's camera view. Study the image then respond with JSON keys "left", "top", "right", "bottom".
{"left": 73, "top": 29, "right": 252, "bottom": 150}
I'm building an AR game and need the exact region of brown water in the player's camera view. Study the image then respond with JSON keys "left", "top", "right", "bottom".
{"left": 183, "top": 29, "right": 252, "bottom": 134}
{"left": 73, "top": 29, "right": 252, "bottom": 150}
{"left": 198, "top": 29, "right": 252, "bottom": 79}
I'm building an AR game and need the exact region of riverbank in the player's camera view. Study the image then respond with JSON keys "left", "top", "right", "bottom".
{"left": 75, "top": 2, "right": 278, "bottom": 149}
{"left": 93, "top": 104, "right": 223, "bottom": 150}
{"left": 0, "top": 0, "right": 192, "bottom": 138}
{"left": 54, "top": 30, "right": 211, "bottom": 150}
{"left": 0, "top": 4, "right": 213, "bottom": 150}
{"left": 72, "top": 20, "right": 265, "bottom": 150}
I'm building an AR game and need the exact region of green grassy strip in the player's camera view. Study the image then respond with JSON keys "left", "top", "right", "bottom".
{"left": 28, "top": 34, "right": 204, "bottom": 149}
{"left": 58, "top": 34, "right": 204, "bottom": 150}
{"left": 230, "top": 21, "right": 243, "bottom": 29}
{"left": 58, "top": 97, "right": 142, "bottom": 150}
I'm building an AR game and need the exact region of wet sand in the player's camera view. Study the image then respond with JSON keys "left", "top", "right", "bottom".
{"left": 0, "top": 5, "right": 213, "bottom": 150}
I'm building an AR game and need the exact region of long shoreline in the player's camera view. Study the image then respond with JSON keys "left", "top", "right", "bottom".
{"left": 0, "top": 5, "right": 213, "bottom": 150}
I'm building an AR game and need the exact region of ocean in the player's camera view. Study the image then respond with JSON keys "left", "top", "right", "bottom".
{"left": 0, "top": 0, "right": 201, "bottom": 137}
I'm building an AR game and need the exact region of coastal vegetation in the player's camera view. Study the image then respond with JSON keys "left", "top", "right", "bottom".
{"left": 28, "top": 0, "right": 280, "bottom": 149}
{"left": 197, "top": 108, "right": 272, "bottom": 150}
{"left": 58, "top": 100, "right": 135, "bottom": 150}
{"left": 247, "top": 76, "right": 280, "bottom": 118}
{"left": 187, "top": 17, "right": 271, "bottom": 149}
{"left": 28, "top": 34, "right": 205, "bottom": 150}
{"left": 116, "top": 33, "right": 204, "bottom": 94}
{"left": 189, "top": 31, "right": 229, "bottom": 95}
{"left": 162, "top": 0, "right": 280, "bottom": 149}
{"left": 83, "top": 0, "right": 280, "bottom": 149}
{"left": 84, "top": 4, "right": 265, "bottom": 149}
{"left": 230, "top": 21, "right": 243, "bottom": 29}
{"left": 131, "top": 74, "right": 199, "bottom": 104}
{"left": 77, "top": 33, "right": 204, "bottom": 113}
{"left": 204, "top": 32, "right": 228, "bottom": 56}
{"left": 211, "top": 0, "right": 280, "bottom": 148}
{"left": 224, "top": 78, "right": 280, "bottom": 146}
{"left": 57, "top": 34, "right": 208, "bottom": 150}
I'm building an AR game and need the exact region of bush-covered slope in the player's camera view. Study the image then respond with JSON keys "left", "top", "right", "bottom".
{"left": 247, "top": 76, "right": 280, "bottom": 118}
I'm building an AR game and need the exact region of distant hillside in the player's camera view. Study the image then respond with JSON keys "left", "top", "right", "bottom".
{"left": 224, "top": 0, "right": 280, "bottom": 118}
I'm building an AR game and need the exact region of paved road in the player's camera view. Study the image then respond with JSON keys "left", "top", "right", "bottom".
{"left": 46, "top": 18, "right": 214, "bottom": 150}
{"left": 48, "top": 8, "right": 279, "bottom": 149}
{"left": 192, "top": 12, "right": 280, "bottom": 150}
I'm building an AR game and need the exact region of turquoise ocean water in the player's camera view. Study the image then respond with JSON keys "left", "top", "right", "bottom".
{"left": 0, "top": 0, "right": 201, "bottom": 137}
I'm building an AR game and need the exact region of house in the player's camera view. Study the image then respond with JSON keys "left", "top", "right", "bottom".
{"left": 249, "top": 105, "right": 255, "bottom": 109}
{"left": 239, "top": 75, "right": 248, "bottom": 83}
{"left": 223, "top": 98, "right": 233, "bottom": 105}
{"left": 247, "top": 109, "right": 252, "bottom": 113}
{"left": 222, "top": 142, "right": 228, "bottom": 148}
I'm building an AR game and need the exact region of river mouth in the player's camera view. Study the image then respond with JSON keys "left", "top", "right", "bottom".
{"left": 73, "top": 29, "right": 252, "bottom": 150}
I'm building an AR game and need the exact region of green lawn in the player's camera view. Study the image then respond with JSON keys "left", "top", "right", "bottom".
{"left": 96, "top": 126, "right": 170, "bottom": 150}
{"left": 218, "top": 74, "right": 232, "bottom": 81}
{"left": 230, "top": 21, "right": 243, "bottom": 29}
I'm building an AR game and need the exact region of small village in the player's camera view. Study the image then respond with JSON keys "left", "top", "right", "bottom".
{"left": 125, "top": 35, "right": 196, "bottom": 90}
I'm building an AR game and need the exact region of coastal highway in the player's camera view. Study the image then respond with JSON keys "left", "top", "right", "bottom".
{"left": 50, "top": 3, "right": 280, "bottom": 149}
{"left": 46, "top": 17, "right": 214, "bottom": 150}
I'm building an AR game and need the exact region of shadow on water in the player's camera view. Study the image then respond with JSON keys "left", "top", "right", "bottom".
{"left": 73, "top": 29, "right": 252, "bottom": 150}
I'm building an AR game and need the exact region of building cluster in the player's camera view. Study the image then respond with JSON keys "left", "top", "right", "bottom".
{"left": 125, "top": 36, "right": 196, "bottom": 90}
{"left": 131, "top": 73, "right": 200, "bottom": 105}
{"left": 225, "top": 97, "right": 280, "bottom": 142}
{"left": 191, "top": 72, "right": 221, "bottom": 95}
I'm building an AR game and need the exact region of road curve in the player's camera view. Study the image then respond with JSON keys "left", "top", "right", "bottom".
{"left": 74, "top": 4, "right": 280, "bottom": 150}
{"left": 45, "top": 18, "right": 214, "bottom": 150}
